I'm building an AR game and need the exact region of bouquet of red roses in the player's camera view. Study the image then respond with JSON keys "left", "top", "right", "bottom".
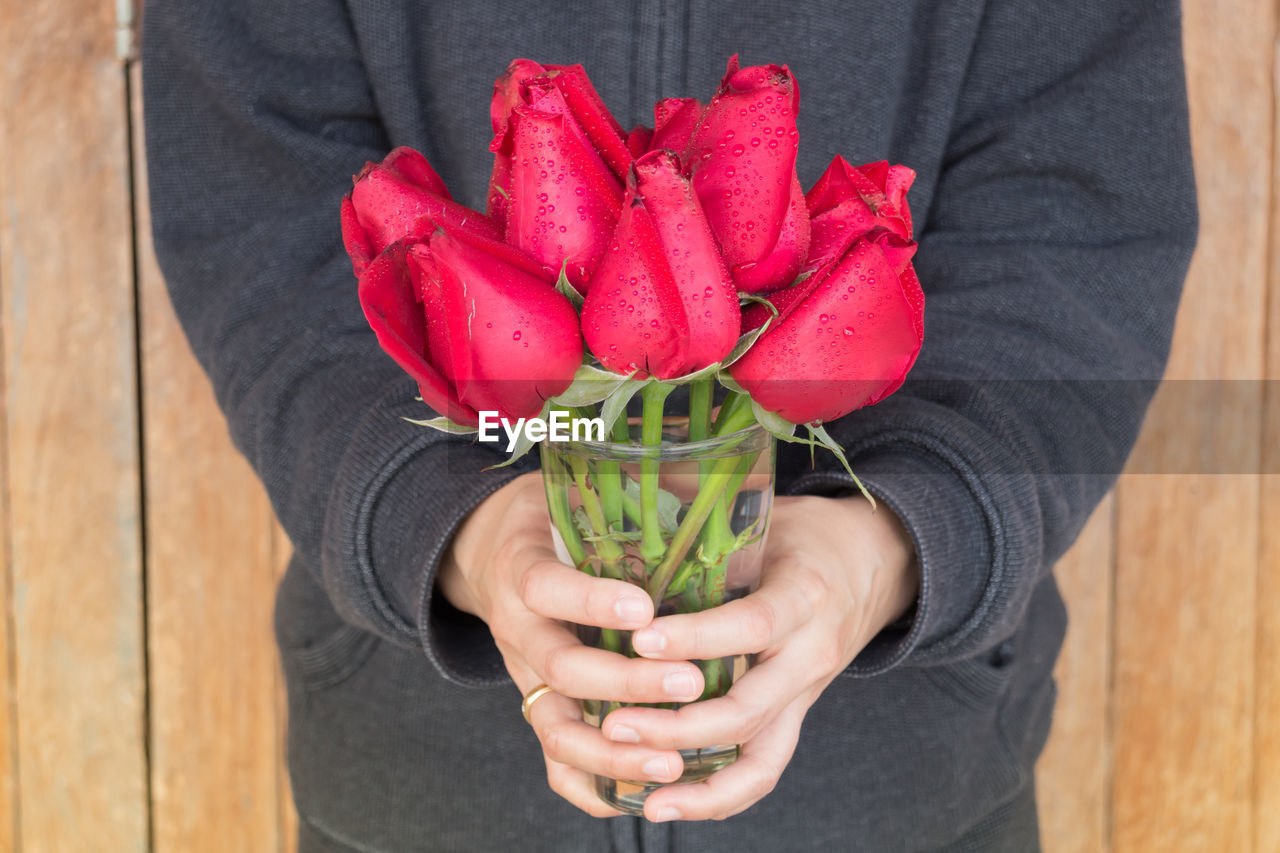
{"left": 340, "top": 55, "right": 923, "bottom": 813}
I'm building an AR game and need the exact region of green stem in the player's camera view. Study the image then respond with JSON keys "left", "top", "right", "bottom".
{"left": 689, "top": 377, "right": 713, "bottom": 443}
{"left": 647, "top": 402, "right": 757, "bottom": 603}
{"left": 545, "top": 450, "right": 622, "bottom": 654}
{"left": 689, "top": 376, "right": 713, "bottom": 486}
{"left": 711, "top": 389, "right": 750, "bottom": 435}
{"left": 541, "top": 449, "right": 589, "bottom": 570}
{"left": 700, "top": 454, "right": 754, "bottom": 607}
{"left": 600, "top": 413, "right": 631, "bottom": 530}
{"left": 638, "top": 382, "right": 674, "bottom": 569}
{"left": 699, "top": 658, "right": 729, "bottom": 700}
{"left": 567, "top": 455, "right": 624, "bottom": 571}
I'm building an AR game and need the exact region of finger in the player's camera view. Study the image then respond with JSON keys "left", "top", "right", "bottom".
{"left": 512, "top": 613, "right": 705, "bottom": 704}
{"left": 629, "top": 567, "right": 817, "bottom": 660}
{"left": 519, "top": 557, "right": 654, "bottom": 630}
{"left": 599, "top": 642, "right": 819, "bottom": 749}
{"left": 534, "top": 698, "right": 685, "bottom": 785}
{"left": 641, "top": 694, "right": 810, "bottom": 822}
{"left": 513, "top": 668, "right": 684, "bottom": 808}
{"left": 544, "top": 754, "right": 627, "bottom": 818}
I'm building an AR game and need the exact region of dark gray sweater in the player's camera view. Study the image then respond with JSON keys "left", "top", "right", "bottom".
{"left": 143, "top": 2, "right": 1195, "bottom": 850}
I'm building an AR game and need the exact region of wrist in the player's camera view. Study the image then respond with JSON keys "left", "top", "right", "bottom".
{"left": 439, "top": 472, "right": 539, "bottom": 618}
{"left": 841, "top": 496, "right": 920, "bottom": 634}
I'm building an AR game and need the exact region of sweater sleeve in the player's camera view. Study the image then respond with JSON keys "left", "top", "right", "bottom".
{"left": 142, "top": 1, "right": 525, "bottom": 675}
{"left": 787, "top": 0, "right": 1197, "bottom": 674}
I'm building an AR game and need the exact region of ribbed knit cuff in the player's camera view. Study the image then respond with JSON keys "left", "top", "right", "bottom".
{"left": 782, "top": 395, "right": 1042, "bottom": 676}
{"left": 367, "top": 439, "right": 535, "bottom": 687}
{"left": 789, "top": 450, "right": 989, "bottom": 676}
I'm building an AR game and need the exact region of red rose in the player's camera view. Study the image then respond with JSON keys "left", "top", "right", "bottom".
{"left": 582, "top": 150, "right": 740, "bottom": 379}
{"left": 500, "top": 77, "right": 624, "bottom": 291}
{"left": 358, "top": 228, "right": 583, "bottom": 426}
{"left": 731, "top": 231, "right": 924, "bottom": 423}
{"left": 649, "top": 97, "right": 704, "bottom": 155}
{"left": 340, "top": 147, "right": 501, "bottom": 277}
{"left": 485, "top": 58, "right": 548, "bottom": 231}
{"left": 686, "top": 56, "right": 810, "bottom": 294}
{"left": 804, "top": 156, "right": 915, "bottom": 274}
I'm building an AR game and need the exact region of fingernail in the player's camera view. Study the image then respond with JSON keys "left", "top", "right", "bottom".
{"left": 632, "top": 628, "right": 666, "bottom": 654}
{"left": 653, "top": 806, "right": 682, "bottom": 822}
{"left": 608, "top": 725, "right": 640, "bottom": 743}
{"left": 614, "top": 597, "right": 647, "bottom": 624}
{"left": 642, "top": 756, "right": 674, "bottom": 779}
{"left": 663, "top": 670, "right": 697, "bottom": 700}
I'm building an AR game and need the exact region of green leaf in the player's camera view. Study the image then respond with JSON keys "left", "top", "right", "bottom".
{"left": 484, "top": 402, "right": 548, "bottom": 470}
{"left": 552, "top": 363, "right": 632, "bottom": 407}
{"left": 717, "top": 373, "right": 749, "bottom": 396}
{"left": 572, "top": 506, "right": 595, "bottom": 538}
{"left": 662, "top": 361, "right": 721, "bottom": 385}
{"left": 400, "top": 416, "right": 478, "bottom": 435}
{"left": 665, "top": 560, "right": 700, "bottom": 597}
{"left": 484, "top": 427, "right": 539, "bottom": 468}
{"left": 789, "top": 269, "right": 814, "bottom": 288}
{"left": 807, "top": 423, "right": 876, "bottom": 509}
{"left": 623, "top": 478, "right": 682, "bottom": 532}
{"left": 748, "top": 400, "right": 797, "bottom": 441}
{"left": 582, "top": 529, "right": 642, "bottom": 546}
{"left": 719, "top": 318, "right": 773, "bottom": 370}
{"left": 555, "top": 263, "right": 584, "bottom": 310}
{"left": 732, "top": 518, "right": 766, "bottom": 551}
{"left": 738, "top": 293, "right": 782, "bottom": 315}
{"left": 599, "top": 377, "right": 646, "bottom": 437}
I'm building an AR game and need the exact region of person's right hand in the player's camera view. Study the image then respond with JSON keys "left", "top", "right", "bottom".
{"left": 438, "top": 472, "right": 703, "bottom": 817}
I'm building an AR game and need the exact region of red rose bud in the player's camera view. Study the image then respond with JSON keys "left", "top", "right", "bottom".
{"left": 804, "top": 157, "right": 916, "bottom": 274}
{"left": 341, "top": 147, "right": 501, "bottom": 278}
{"left": 732, "top": 174, "right": 808, "bottom": 293}
{"left": 541, "top": 64, "right": 633, "bottom": 182}
{"left": 583, "top": 150, "right": 740, "bottom": 379}
{"left": 358, "top": 230, "right": 582, "bottom": 427}
{"left": 731, "top": 232, "right": 924, "bottom": 424}
{"left": 506, "top": 78, "right": 624, "bottom": 292}
{"left": 649, "top": 97, "right": 704, "bottom": 156}
{"left": 626, "top": 124, "right": 654, "bottom": 159}
{"left": 487, "top": 58, "right": 548, "bottom": 230}
{"left": 357, "top": 243, "right": 479, "bottom": 425}
{"left": 412, "top": 227, "right": 583, "bottom": 421}
{"left": 687, "top": 56, "right": 810, "bottom": 293}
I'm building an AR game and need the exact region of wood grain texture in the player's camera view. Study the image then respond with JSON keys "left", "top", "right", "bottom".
{"left": 1110, "top": 1, "right": 1270, "bottom": 850}
{"left": 274, "top": 520, "right": 298, "bottom": 853}
{"left": 0, "top": 337, "right": 17, "bottom": 853}
{"left": 1037, "top": 497, "right": 1114, "bottom": 853}
{"left": 131, "top": 64, "right": 287, "bottom": 852}
{"left": 1257, "top": 31, "right": 1280, "bottom": 852}
{"left": 0, "top": 0, "right": 149, "bottom": 849}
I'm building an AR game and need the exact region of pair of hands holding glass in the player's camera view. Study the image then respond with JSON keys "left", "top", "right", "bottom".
{"left": 438, "top": 472, "right": 918, "bottom": 823}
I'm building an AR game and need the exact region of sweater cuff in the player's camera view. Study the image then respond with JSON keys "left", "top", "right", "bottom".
{"left": 368, "top": 439, "right": 535, "bottom": 687}
{"left": 788, "top": 447, "right": 994, "bottom": 677}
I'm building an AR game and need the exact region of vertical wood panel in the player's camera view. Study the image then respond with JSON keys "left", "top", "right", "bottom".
{"left": 1257, "top": 32, "right": 1280, "bottom": 851}
{"left": 132, "top": 66, "right": 287, "bottom": 851}
{"left": 0, "top": 358, "right": 17, "bottom": 853}
{"left": 1110, "top": 1, "right": 1271, "bottom": 850}
{"left": 0, "top": 0, "right": 149, "bottom": 848}
{"left": 274, "top": 521, "right": 298, "bottom": 853}
{"left": 1037, "top": 497, "right": 1114, "bottom": 853}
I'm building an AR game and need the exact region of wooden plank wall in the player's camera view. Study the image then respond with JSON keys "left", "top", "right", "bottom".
{"left": 0, "top": 2, "right": 1275, "bottom": 850}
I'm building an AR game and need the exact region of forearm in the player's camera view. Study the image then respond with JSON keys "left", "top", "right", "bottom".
{"left": 788, "top": 0, "right": 1196, "bottom": 670}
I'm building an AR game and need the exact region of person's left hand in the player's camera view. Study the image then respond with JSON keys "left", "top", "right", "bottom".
{"left": 599, "top": 493, "right": 920, "bottom": 823}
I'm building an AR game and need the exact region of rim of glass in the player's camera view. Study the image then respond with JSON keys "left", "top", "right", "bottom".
{"left": 544, "top": 422, "right": 771, "bottom": 462}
